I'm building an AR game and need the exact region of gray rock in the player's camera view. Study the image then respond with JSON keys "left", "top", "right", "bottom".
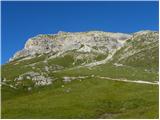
{"left": 15, "top": 71, "right": 53, "bottom": 86}
{"left": 26, "top": 76, "right": 31, "bottom": 79}
{"left": 28, "top": 87, "right": 32, "bottom": 91}
{"left": 10, "top": 31, "right": 132, "bottom": 61}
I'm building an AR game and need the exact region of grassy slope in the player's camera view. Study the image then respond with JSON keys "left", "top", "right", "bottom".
{"left": 1, "top": 52, "right": 159, "bottom": 119}
{"left": 2, "top": 77, "right": 158, "bottom": 119}
{"left": 53, "top": 63, "right": 158, "bottom": 82}
{"left": 1, "top": 54, "right": 159, "bottom": 119}
{"left": 111, "top": 32, "right": 159, "bottom": 72}
{"left": 1, "top": 32, "right": 159, "bottom": 118}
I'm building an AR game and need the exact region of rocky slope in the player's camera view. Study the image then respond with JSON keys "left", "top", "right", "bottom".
{"left": 10, "top": 31, "right": 131, "bottom": 61}
{"left": 2, "top": 30, "right": 159, "bottom": 119}
{"left": 2, "top": 30, "right": 159, "bottom": 89}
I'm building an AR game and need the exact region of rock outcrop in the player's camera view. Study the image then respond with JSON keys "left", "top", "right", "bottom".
{"left": 2, "top": 30, "right": 158, "bottom": 89}
{"left": 10, "top": 31, "right": 132, "bottom": 61}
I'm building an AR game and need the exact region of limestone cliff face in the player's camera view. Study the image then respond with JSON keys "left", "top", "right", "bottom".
{"left": 10, "top": 31, "right": 132, "bottom": 61}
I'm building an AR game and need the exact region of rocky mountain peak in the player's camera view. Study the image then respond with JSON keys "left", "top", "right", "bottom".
{"left": 10, "top": 30, "right": 158, "bottom": 62}
{"left": 10, "top": 31, "right": 133, "bottom": 61}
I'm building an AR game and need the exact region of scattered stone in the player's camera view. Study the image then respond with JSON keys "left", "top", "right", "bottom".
{"left": 17, "top": 76, "right": 23, "bottom": 81}
{"left": 26, "top": 76, "right": 31, "bottom": 79}
{"left": 28, "top": 87, "right": 32, "bottom": 91}
{"left": 65, "top": 88, "right": 71, "bottom": 93}
{"left": 63, "top": 77, "right": 72, "bottom": 83}
{"left": 32, "top": 66, "right": 35, "bottom": 69}
{"left": 2, "top": 77, "right": 7, "bottom": 82}
{"left": 91, "top": 74, "right": 95, "bottom": 77}
{"left": 113, "top": 63, "right": 123, "bottom": 67}
{"left": 15, "top": 71, "right": 53, "bottom": 86}
{"left": 62, "top": 76, "right": 88, "bottom": 83}
{"left": 44, "top": 66, "right": 49, "bottom": 72}
{"left": 43, "top": 60, "right": 48, "bottom": 64}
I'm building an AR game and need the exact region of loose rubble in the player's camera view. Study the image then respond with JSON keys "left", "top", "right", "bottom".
{"left": 14, "top": 71, "right": 53, "bottom": 87}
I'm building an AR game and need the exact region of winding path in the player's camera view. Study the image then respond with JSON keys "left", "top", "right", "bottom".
{"left": 96, "top": 76, "right": 159, "bottom": 85}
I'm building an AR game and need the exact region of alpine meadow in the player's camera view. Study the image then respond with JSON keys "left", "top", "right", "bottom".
{"left": 1, "top": 1, "right": 159, "bottom": 119}
{"left": 1, "top": 30, "right": 159, "bottom": 118}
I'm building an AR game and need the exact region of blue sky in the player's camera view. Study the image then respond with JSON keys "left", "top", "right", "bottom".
{"left": 1, "top": 1, "right": 159, "bottom": 64}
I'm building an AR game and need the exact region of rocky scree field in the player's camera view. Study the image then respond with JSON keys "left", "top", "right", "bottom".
{"left": 1, "top": 30, "right": 159, "bottom": 118}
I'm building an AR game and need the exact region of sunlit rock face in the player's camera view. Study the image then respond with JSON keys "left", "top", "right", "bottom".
{"left": 5, "top": 30, "right": 159, "bottom": 88}
{"left": 10, "top": 31, "right": 132, "bottom": 61}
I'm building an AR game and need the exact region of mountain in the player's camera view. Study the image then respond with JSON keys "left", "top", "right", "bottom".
{"left": 1, "top": 30, "right": 159, "bottom": 119}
